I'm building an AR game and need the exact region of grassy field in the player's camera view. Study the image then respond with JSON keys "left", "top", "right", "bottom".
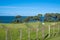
{"left": 47, "top": 36, "right": 60, "bottom": 40}
{"left": 0, "top": 21, "right": 60, "bottom": 40}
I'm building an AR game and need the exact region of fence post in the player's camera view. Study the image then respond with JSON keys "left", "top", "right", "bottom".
{"left": 48, "top": 25, "right": 50, "bottom": 38}
{"left": 42, "top": 23, "right": 45, "bottom": 40}
{"left": 36, "top": 26, "right": 39, "bottom": 40}
{"left": 28, "top": 28, "right": 30, "bottom": 40}
{"left": 20, "top": 28, "right": 22, "bottom": 40}
{"left": 10, "top": 30, "right": 12, "bottom": 40}
{"left": 52, "top": 23, "right": 56, "bottom": 36}
{"left": 58, "top": 24, "right": 59, "bottom": 34}
{"left": 5, "top": 28, "right": 8, "bottom": 40}
{"left": 53, "top": 26, "right": 55, "bottom": 36}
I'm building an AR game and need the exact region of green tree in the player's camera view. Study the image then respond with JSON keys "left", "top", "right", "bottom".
{"left": 23, "top": 16, "right": 30, "bottom": 22}
{"left": 12, "top": 15, "right": 22, "bottom": 23}
{"left": 37, "top": 14, "right": 42, "bottom": 17}
{"left": 37, "top": 14, "right": 42, "bottom": 21}
{"left": 33, "top": 16, "right": 39, "bottom": 21}
{"left": 44, "top": 13, "right": 60, "bottom": 22}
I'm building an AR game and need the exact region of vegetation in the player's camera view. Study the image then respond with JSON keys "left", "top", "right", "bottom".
{"left": 12, "top": 13, "right": 60, "bottom": 23}
{"left": 0, "top": 13, "right": 60, "bottom": 40}
{"left": 44, "top": 13, "right": 60, "bottom": 22}
{"left": 12, "top": 15, "right": 22, "bottom": 23}
{"left": 0, "top": 22, "right": 60, "bottom": 40}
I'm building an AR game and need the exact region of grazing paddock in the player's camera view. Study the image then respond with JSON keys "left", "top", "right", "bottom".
{"left": 0, "top": 22, "right": 60, "bottom": 40}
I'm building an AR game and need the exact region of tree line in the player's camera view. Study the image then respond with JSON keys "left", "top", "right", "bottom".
{"left": 12, "top": 13, "right": 60, "bottom": 23}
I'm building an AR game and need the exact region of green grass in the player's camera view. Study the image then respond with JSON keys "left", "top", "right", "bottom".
{"left": 46, "top": 35, "right": 60, "bottom": 40}
{"left": 0, "top": 21, "right": 60, "bottom": 40}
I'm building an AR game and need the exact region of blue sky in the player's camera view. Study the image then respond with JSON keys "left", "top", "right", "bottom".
{"left": 0, "top": 0, "right": 60, "bottom": 16}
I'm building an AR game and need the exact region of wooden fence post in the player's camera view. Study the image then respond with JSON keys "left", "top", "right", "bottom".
{"left": 20, "top": 28, "right": 22, "bottom": 40}
{"left": 5, "top": 28, "right": 8, "bottom": 40}
{"left": 58, "top": 24, "right": 59, "bottom": 34}
{"left": 42, "top": 23, "right": 45, "bottom": 40}
{"left": 28, "top": 28, "right": 30, "bottom": 40}
{"left": 52, "top": 23, "right": 56, "bottom": 36}
{"left": 53, "top": 26, "right": 55, "bottom": 36}
{"left": 48, "top": 25, "right": 50, "bottom": 38}
{"left": 36, "top": 26, "right": 39, "bottom": 40}
{"left": 10, "top": 30, "right": 12, "bottom": 40}
{"left": 41, "top": 26, "right": 44, "bottom": 40}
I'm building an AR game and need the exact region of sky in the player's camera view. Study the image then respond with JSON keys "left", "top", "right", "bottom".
{"left": 0, "top": 0, "right": 60, "bottom": 16}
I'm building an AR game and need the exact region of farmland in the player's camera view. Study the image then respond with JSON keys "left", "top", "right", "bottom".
{"left": 0, "top": 21, "right": 60, "bottom": 40}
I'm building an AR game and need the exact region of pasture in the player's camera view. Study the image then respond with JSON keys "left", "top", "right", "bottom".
{"left": 0, "top": 21, "right": 60, "bottom": 40}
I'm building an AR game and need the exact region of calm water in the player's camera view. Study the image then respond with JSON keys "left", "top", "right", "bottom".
{"left": 0, "top": 16, "right": 45, "bottom": 23}
{"left": 0, "top": 16, "right": 27, "bottom": 23}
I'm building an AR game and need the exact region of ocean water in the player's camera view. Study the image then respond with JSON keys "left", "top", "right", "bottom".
{"left": 0, "top": 16, "right": 27, "bottom": 23}
{"left": 0, "top": 16, "right": 45, "bottom": 23}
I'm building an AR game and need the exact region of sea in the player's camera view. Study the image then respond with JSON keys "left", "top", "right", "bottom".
{"left": 0, "top": 16, "right": 44, "bottom": 23}
{"left": 0, "top": 16, "right": 27, "bottom": 23}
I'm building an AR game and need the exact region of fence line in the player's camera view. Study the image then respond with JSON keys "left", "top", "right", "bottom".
{"left": 0, "top": 24, "right": 60, "bottom": 40}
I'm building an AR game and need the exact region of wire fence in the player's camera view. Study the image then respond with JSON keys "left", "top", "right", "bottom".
{"left": 0, "top": 23, "right": 60, "bottom": 40}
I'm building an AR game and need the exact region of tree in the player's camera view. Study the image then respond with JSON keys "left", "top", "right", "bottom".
{"left": 37, "top": 14, "right": 42, "bottom": 17}
{"left": 38, "top": 14, "right": 43, "bottom": 21}
{"left": 44, "top": 13, "right": 59, "bottom": 22}
{"left": 12, "top": 15, "right": 22, "bottom": 23}
{"left": 33, "top": 16, "right": 39, "bottom": 21}
{"left": 55, "top": 13, "right": 60, "bottom": 21}
{"left": 23, "top": 16, "right": 30, "bottom": 22}
{"left": 44, "top": 13, "right": 52, "bottom": 22}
